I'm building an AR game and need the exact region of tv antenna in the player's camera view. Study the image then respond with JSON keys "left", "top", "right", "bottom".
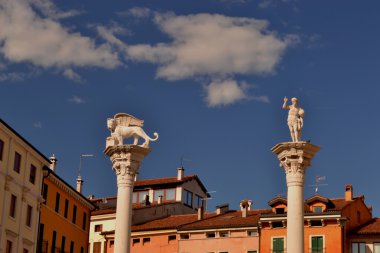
{"left": 310, "top": 175, "right": 327, "bottom": 193}
{"left": 180, "top": 156, "right": 192, "bottom": 167}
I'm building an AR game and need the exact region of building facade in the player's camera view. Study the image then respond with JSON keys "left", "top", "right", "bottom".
{"left": 88, "top": 167, "right": 209, "bottom": 253}
{"left": 0, "top": 119, "right": 50, "bottom": 253}
{"left": 259, "top": 185, "right": 373, "bottom": 253}
{"left": 38, "top": 166, "right": 96, "bottom": 253}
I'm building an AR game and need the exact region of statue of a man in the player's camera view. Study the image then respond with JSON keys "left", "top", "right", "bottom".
{"left": 283, "top": 97, "right": 304, "bottom": 142}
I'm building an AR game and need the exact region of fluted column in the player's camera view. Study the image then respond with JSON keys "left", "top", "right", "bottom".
{"left": 272, "top": 142, "right": 320, "bottom": 253}
{"left": 104, "top": 145, "right": 151, "bottom": 253}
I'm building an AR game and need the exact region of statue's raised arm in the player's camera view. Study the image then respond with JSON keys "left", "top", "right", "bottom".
{"left": 283, "top": 97, "right": 304, "bottom": 142}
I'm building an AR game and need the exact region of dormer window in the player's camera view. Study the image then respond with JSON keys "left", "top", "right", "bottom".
{"left": 313, "top": 206, "right": 323, "bottom": 213}
{"left": 276, "top": 208, "right": 285, "bottom": 214}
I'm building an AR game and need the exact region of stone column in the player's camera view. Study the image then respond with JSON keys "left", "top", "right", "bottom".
{"left": 272, "top": 142, "right": 320, "bottom": 253}
{"left": 104, "top": 145, "right": 151, "bottom": 253}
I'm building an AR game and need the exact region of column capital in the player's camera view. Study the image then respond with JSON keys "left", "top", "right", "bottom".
{"left": 272, "top": 141, "right": 320, "bottom": 186}
{"left": 104, "top": 145, "right": 151, "bottom": 186}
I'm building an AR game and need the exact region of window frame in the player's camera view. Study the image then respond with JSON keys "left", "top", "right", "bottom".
{"left": 13, "top": 152, "right": 21, "bottom": 173}
{"left": 29, "top": 164, "right": 37, "bottom": 184}
{"left": 183, "top": 189, "right": 193, "bottom": 207}
{"left": 352, "top": 242, "right": 366, "bottom": 253}
{"left": 26, "top": 204, "right": 33, "bottom": 227}
{"left": 310, "top": 235, "right": 325, "bottom": 253}
{"left": 9, "top": 194, "right": 17, "bottom": 218}
{"left": 272, "top": 236, "right": 285, "bottom": 253}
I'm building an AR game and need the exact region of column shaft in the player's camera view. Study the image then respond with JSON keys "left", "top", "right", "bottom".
{"left": 114, "top": 174, "right": 134, "bottom": 253}
{"left": 287, "top": 185, "right": 304, "bottom": 253}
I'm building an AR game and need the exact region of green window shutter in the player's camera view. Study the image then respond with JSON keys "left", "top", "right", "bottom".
{"left": 312, "top": 236, "right": 323, "bottom": 252}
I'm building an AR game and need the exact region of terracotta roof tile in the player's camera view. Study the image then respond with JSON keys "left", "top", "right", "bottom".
{"left": 178, "top": 210, "right": 272, "bottom": 231}
{"left": 350, "top": 218, "right": 380, "bottom": 235}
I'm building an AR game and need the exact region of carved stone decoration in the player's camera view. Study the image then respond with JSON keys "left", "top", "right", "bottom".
{"left": 106, "top": 113, "right": 159, "bottom": 148}
{"left": 104, "top": 114, "right": 154, "bottom": 253}
{"left": 283, "top": 97, "right": 305, "bottom": 142}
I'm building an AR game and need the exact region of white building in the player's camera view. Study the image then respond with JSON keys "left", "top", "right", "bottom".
{"left": 0, "top": 119, "right": 50, "bottom": 253}
{"left": 88, "top": 167, "right": 209, "bottom": 253}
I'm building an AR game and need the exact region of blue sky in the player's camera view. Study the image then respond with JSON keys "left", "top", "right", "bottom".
{"left": 1, "top": 0, "right": 380, "bottom": 216}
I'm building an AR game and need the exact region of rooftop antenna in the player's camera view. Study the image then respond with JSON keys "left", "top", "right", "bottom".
{"left": 76, "top": 154, "right": 94, "bottom": 193}
{"left": 202, "top": 190, "right": 216, "bottom": 213}
{"left": 310, "top": 175, "right": 327, "bottom": 193}
{"left": 180, "top": 156, "right": 192, "bottom": 167}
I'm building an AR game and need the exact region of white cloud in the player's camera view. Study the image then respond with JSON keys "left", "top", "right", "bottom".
{"left": 68, "top": 96, "right": 85, "bottom": 104}
{"left": 63, "top": 68, "right": 83, "bottom": 82}
{"left": 251, "top": 95, "right": 270, "bottom": 103}
{"left": 126, "top": 13, "right": 296, "bottom": 80}
{"left": 0, "top": 0, "right": 120, "bottom": 69}
{"left": 0, "top": 72, "right": 26, "bottom": 82}
{"left": 205, "top": 79, "right": 248, "bottom": 107}
{"left": 118, "top": 7, "right": 152, "bottom": 18}
{"left": 30, "top": 0, "right": 82, "bottom": 19}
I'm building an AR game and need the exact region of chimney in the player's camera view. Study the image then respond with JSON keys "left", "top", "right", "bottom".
{"left": 158, "top": 195, "right": 163, "bottom": 204}
{"left": 49, "top": 154, "right": 57, "bottom": 171}
{"left": 88, "top": 195, "right": 95, "bottom": 200}
{"left": 198, "top": 207, "right": 204, "bottom": 220}
{"left": 177, "top": 166, "right": 184, "bottom": 180}
{"left": 345, "top": 184, "right": 353, "bottom": 201}
{"left": 240, "top": 200, "right": 252, "bottom": 218}
{"left": 76, "top": 175, "right": 84, "bottom": 193}
{"left": 216, "top": 203, "right": 229, "bottom": 215}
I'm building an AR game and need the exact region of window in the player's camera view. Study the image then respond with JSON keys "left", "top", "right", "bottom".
{"left": 272, "top": 221, "right": 284, "bottom": 228}
{"left": 219, "top": 231, "right": 229, "bottom": 237}
{"left": 64, "top": 199, "right": 69, "bottom": 218}
{"left": 272, "top": 237, "right": 284, "bottom": 253}
{"left": 247, "top": 231, "right": 258, "bottom": 237}
{"left": 93, "top": 242, "right": 101, "bottom": 253}
{"left": 154, "top": 190, "right": 164, "bottom": 202}
{"left": 51, "top": 231, "right": 57, "bottom": 253}
{"left": 42, "top": 184, "right": 48, "bottom": 204}
{"left": 13, "top": 152, "right": 21, "bottom": 173}
{"left": 82, "top": 212, "right": 87, "bottom": 230}
{"left": 26, "top": 205, "right": 32, "bottom": 227}
{"left": 168, "top": 235, "right": 176, "bottom": 242}
{"left": 183, "top": 189, "right": 193, "bottom": 207}
{"left": 9, "top": 194, "right": 17, "bottom": 218}
{"left": 70, "top": 241, "right": 74, "bottom": 253}
{"left": 166, "top": 189, "right": 176, "bottom": 200}
{"left": 61, "top": 236, "right": 66, "bottom": 253}
{"left": 352, "top": 242, "right": 366, "bottom": 253}
{"left": 311, "top": 236, "right": 323, "bottom": 253}
{"left": 194, "top": 194, "right": 203, "bottom": 209}
{"left": 206, "top": 232, "right": 216, "bottom": 238}
{"left": 72, "top": 205, "right": 77, "bottom": 224}
{"left": 29, "top": 164, "right": 36, "bottom": 184}
{"left": 276, "top": 208, "right": 285, "bottom": 214}
{"left": 133, "top": 191, "right": 149, "bottom": 204}
{"left": 80, "top": 247, "right": 84, "bottom": 253}
{"left": 142, "top": 238, "right": 150, "bottom": 245}
{"left": 310, "top": 220, "right": 323, "bottom": 227}
{"left": 23, "top": 249, "right": 28, "bottom": 253}
{"left": 132, "top": 238, "right": 140, "bottom": 246}
{"left": 55, "top": 193, "right": 60, "bottom": 213}
{"left": 6, "top": 240, "right": 12, "bottom": 253}
{"left": 0, "top": 139, "right": 4, "bottom": 161}
{"left": 180, "top": 234, "right": 189, "bottom": 239}
{"left": 313, "top": 206, "right": 323, "bottom": 213}
{"left": 374, "top": 243, "right": 380, "bottom": 253}
{"left": 95, "top": 224, "right": 103, "bottom": 232}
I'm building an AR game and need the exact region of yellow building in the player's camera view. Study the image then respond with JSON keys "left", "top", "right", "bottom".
{"left": 38, "top": 164, "right": 96, "bottom": 253}
{"left": 0, "top": 119, "right": 50, "bottom": 253}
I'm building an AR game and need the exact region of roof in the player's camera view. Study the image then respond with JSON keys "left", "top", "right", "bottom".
{"left": 268, "top": 196, "right": 287, "bottom": 206}
{"left": 350, "top": 218, "right": 380, "bottom": 235}
{"left": 134, "top": 175, "right": 208, "bottom": 195}
{"left": 0, "top": 119, "right": 51, "bottom": 163}
{"left": 306, "top": 194, "right": 329, "bottom": 204}
{"left": 178, "top": 209, "right": 272, "bottom": 231}
{"left": 44, "top": 167, "right": 96, "bottom": 210}
{"left": 91, "top": 201, "right": 183, "bottom": 215}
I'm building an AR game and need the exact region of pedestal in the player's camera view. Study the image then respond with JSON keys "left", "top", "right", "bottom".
{"left": 272, "top": 142, "right": 320, "bottom": 253}
{"left": 104, "top": 145, "right": 151, "bottom": 253}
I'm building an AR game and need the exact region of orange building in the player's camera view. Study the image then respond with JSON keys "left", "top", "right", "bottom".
{"left": 38, "top": 165, "right": 96, "bottom": 253}
{"left": 259, "top": 185, "right": 373, "bottom": 253}
{"left": 349, "top": 218, "right": 380, "bottom": 253}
